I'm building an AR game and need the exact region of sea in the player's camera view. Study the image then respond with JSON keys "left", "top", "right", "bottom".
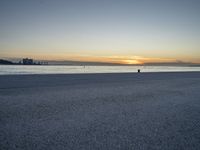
{"left": 0, "top": 65, "right": 200, "bottom": 75}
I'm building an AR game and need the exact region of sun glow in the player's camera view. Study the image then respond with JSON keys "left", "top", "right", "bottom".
{"left": 3, "top": 52, "right": 197, "bottom": 65}
{"left": 122, "top": 59, "right": 142, "bottom": 65}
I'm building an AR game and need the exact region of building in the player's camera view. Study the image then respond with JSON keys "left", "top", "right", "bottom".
{"left": 23, "top": 58, "right": 33, "bottom": 65}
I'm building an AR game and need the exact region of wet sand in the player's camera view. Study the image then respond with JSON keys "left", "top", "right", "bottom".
{"left": 0, "top": 72, "right": 200, "bottom": 150}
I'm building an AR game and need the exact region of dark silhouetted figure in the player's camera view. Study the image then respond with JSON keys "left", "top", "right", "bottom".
{"left": 138, "top": 69, "right": 140, "bottom": 73}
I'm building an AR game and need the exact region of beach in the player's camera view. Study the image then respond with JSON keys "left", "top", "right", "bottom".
{"left": 0, "top": 72, "right": 200, "bottom": 150}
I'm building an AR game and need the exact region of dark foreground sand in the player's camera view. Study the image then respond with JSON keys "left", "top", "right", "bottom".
{"left": 0, "top": 72, "right": 200, "bottom": 150}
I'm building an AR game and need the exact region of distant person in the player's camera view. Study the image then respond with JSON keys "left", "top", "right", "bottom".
{"left": 138, "top": 69, "right": 140, "bottom": 73}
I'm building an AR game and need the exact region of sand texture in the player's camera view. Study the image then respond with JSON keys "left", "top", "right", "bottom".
{"left": 0, "top": 72, "right": 200, "bottom": 150}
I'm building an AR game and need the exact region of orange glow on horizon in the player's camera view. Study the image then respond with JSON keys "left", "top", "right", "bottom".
{"left": 121, "top": 59, "right": 142, "bottom": 65}
{"left": 2, "top": 52, "right": 199, "bottom": 65}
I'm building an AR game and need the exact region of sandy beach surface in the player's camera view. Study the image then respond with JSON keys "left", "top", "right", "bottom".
{"left": 0, "top": 72, "right": 200, "bottom": 150}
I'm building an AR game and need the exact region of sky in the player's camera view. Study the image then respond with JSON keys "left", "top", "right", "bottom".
{"left": 0, "top": 0, "right": 200, "bottom": 64}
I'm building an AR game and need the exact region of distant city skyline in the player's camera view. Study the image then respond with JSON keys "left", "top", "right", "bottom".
{"left": 0, "top": 0, "right": 200, "bottom": 64}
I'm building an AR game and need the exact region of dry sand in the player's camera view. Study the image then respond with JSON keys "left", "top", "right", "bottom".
{"left": 0, "top": 72, "right": 200, "bottom": 150}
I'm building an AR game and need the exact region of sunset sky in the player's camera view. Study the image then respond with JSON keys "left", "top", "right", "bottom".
{"left": 0, "top": 0, "right": 200, "bottom": 64}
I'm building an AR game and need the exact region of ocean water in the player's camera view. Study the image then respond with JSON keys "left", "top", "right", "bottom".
{"left": 0, "top": 65, "right": 200, "bottom": 75}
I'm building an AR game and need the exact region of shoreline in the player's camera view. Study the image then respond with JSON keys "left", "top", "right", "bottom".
{"left": 1, "top": 70, "right": 200, "bottom": 76}
{"left": 1, "top": 65, "right": 200, "bottom": 75}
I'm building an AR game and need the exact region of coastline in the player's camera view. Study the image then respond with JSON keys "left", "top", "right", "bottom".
{"left": 1, "top": 65, "right": 200, "bottom": 75}
{"left": 1, "top": 72, "right": 200, "bottom": 149}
